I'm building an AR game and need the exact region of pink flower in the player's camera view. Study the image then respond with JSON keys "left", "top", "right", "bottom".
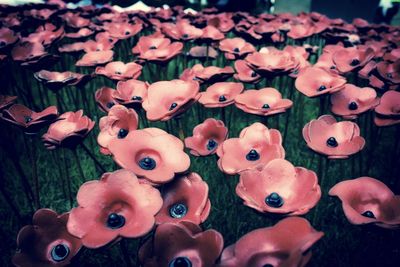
{"left": 219, "top": 37, "right": 256, "bottom": 60}
{"left": 95, "top": 87, "right": 117, "bottom": 112}
{"left": 374, "top": 90, "right": 400, "bottom": 127}
{"left": 199, "top": 82, "right": 244, "bottom": 108}
{"left": 333, "top": 46, "right": 375, "bottom": 73}
{"left": 95, "top": 61, "right": 142, "bottom": 81}
{"left": 180, "top": 64, "right": 235, "bottom": 84}
{"left": 233, "top": 60, "right": 262, "bottom": 84}
{"left": 76, "top": 50, "right": 114, "bottom": 67}
{"left": 113, "top": 79, "right": 149, "bottom": 106}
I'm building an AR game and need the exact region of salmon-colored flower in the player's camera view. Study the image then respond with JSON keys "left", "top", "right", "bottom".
{"left": 113, "top": 79, "right": 149, "bottom": 107}
{"left": 217, "top": 123, "right": 285, "bottom": 175}
{"left": 1, "top": 104, "right": 58, "bottom": 134}
{"left": 139, "top": 221, "right": 224, "bottom": 267}
{"left": 295, "top": 67, "right": 346, "bottom": 97}
{"left": 233, "top": 60, "right": 262, "bottom": 83}
{"left": 219, "top": 37, "right": 256, "bottom": 60}
{"left": 0, "top": 94, "right": 17, "bottom": 111}
{"left": 188, "top": 46, "right": 218, "bottom": 60}
{"left": 180, "top": 64, "right": 234, "bottom": 84}
{"left": 103, "top": 22, "right": 143, "bottom": 39}
{"left": 329, "top": 177, "right": 400, "bottom": 229}
{"left": 219, "top": 217, "right": 324, "bottom": 267}
{"left": 184, "top": 118, "right": 228, "bottom": 156}
{"left": 287, "top": 23, "right": 316, "bottom": 40}
{"left": 155, "top": 173, "right": 211, "bottom": 225}
{"left": 65, "top": 28, "right": 94, "bottom": 39}
{"left": 142, "top": 80, "right": 200, "bottom": 121}
{"left": 283, "top": 45, "right": 311, "bottom": 77}
{"left": 235, "top": 87, "right": 293, "bottom": 116}
{"left": 376, "top": 59, "right": 400, "bottom": 85}
{"left": 76, "top": 50, "right": 114, "bottom": 67}
{"left": 236, "top": 159, "right": 321, "bottom": 215}
{"left": 201, "top": 25, "right": 225, "bottom": 41}
{"left": 161, "top": 21, "right": 203, "bottom": 41}
{"left": 333, "top": 47, "right": 375, "bottom": 73}
{"left": 95, "top": 87, "right": 117, "bottom": 112}
{"left": 67, "top": 169, "right": 162, "bottom": 248}
{"left": 374, "top": 90, "right": 400, "bottom": 127}
{"left": 330, "top": 84, "right": 379, "bottom": 119}
{"left": 11, "top": 41, "right": 48, "bottom": 62}
{"left": 107, "top": 128, "right": 190, "bottom": 184}
{"left": 97, "top": 104, "right": 139, "bottom": 155}
{"left": 95, "top": 61, "right": 142, "bottom": 81}
{"left": 302, "top": 115, "right": 365, "bottom": 159}
{"left": 42, "top": 110, "right": 95, "bottom": 149}
{"left": 13, "top": 209, "right": 82, "bottom": 267}
{"left": 0, "top": 28, "right": 18, "bottom": 50}
{"left": 199, "top": 82, "right": 244, "bottom": 108}
{"left": 34, "top": 70, "right": 93, "bottom": 90}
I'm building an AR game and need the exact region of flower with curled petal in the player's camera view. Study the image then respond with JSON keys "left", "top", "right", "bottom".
{"left": 67, "top": 169, "right": 162, "bottom": 248}
{"left": 329, "top": 177, "right": 400, "bottom": 229}
{"left": 161, "top": 21, "right": 203, "bottom": 41}
{"left": 236, "top": 159, "right": 321, "bottom": 215}
{"left": 219, "top": 217, "right": 324, "bottom": 267}
{"left": 95, "top": 61, "right": 142, "bottom": 81}
{"left": 333, "top": 46, "right": 375, "bottom": 73}
{"left": 303, "top": 115, "right": 365, "bottom": 159}
{"left": 113, "top": 79, "right": 149, "bottom": 107}
{"left": 219, "top": 37, "right": 256, "bottom": 60}
{"left": 103, "top": 22, "right": 143, "bottom": 39}
{"left": 180, "top": 64, "right": 235, "bottom": 84}
{"left": 185, "top": 118, "right": 228, "bottom": 156}
{"left": 95, "top": 87, "right": 117, "bottom": 112}
{"left": 199, "top": 82, "right": 244, "bottom": 108}
{"left": 13, "top": 209, "right": 82, "bottom": 267}
{"left": 235, "top": 87, "right": 293, "bottom": 116}
{"left": 76, "top": 50, "right": 114, "bottom": 67}
{"left": 374, "top": 90, "right": 400, "bottom": 127}
{"left": 42, "top": 110, "right": 94, "bottom": 149}
{"left": 139, "top": 221, "right": 224, "bottom": 267}
{"left": 0, "top": 94, "right": 17, "bottom": 111}
{"left": 217, "top": 123, "right": 285, "bottom": 175}
{"left": 34, "top": 70, "right": 93, "bottom": 91}
{"left": 107, "top": 128, "right": 190, "bottom": 184}
{"left": 233, "top": 60, "right": 262, "bottom": 84}
{"left": 155, "top": 172, "right": 211, "bottom": 225}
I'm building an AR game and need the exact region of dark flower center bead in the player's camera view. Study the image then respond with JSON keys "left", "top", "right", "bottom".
{"left": 348, "top": 101, "right": 358, "bottom": 110}
{"left": 330, "top": 65, "right": 336, "bottom": 69}
{"left": 138, "top": 157, "right": 156, "bottom": 170}
{"left": 169, "top": 203, "right": 188, "bottom": 218}
{"left": 51, "top": 244, "right": 70, "bottom": 262}
{"left": 251, "top": 71, "right": 257, "bottom": 77}
{"left": 219, "top": 95, "right": 227, "bottom": 102}
{"left": 362, "top": 210, "right": 375, "bottom": 219}
{"left": 24, "top": 116, "right": 32, "bottom": 123}
{"left": 108, "top": 38, "right": 113, "bottom": 43}
{"left": 149, "top": 45, "right": 157, "bottom": 50}
{"left": 263, "top": 265, "right": 274, "bottom": 267}
{"left": 207, "top": 139, "right": 218, "bottom": 151}
{"left": 265, "top": 192, "right": 284, "bottom": 208}
{"left": 132, "top": 96, "right": 142, "bottom": 101}
{"left": 106, "top": 102, "right": 115, "bottom": 108}
{"left": 169, "top": 102, "right": 178, "bottom": 110}
{"left": 246, "top": 149, "right": 260, "bottom": 161}
{"left": 107, "top": 213, "right": 126, "bottom": 229}
{"left": 125, "top": 31, "right": 130, "bottom": 35}
{"left": 169, "top": 257, "right": 192, "bottom": 267}
{"left": 326, "top": 137, "right": 338, "bottom": 147}
{"left": 117, "top": 128, "right": 128, "bottom": 139}
{"left": 318, "top": 85, "right": 327, "bottom": 91}
{"left": 262, "top": 104, "right": 270, "bottom": 109}
{"left": 115, "top": 71, "right": 122, "bottom": 75}
{"left": 350, "top": 59, "right": 360, "bottom": 66}
{"left": 182, "top": 33, "right": 189, "bottom": 39}
{"left": 387, "top": 73, "right": 393, "bottom": 79}
{"left": 233, "top": 47, "right": 240, "bottom": 53}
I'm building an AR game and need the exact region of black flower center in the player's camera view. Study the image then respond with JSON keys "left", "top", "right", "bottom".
{"left": 348, "top": 101, "right": 358, "bottom": 110}
{"left": 246, "top": 149, "right": 260, "bottom": 161}
{"left": 117, "top": 128, "right": 128, "bottom": 139}
{"left": 138, "top": 157, "right": 156, "bottom": 170}
{"left": 207, "top": 139, "right": 218, "bottom": 151}
{"left": 149, "top": 45, "right": 157, "bottom": 50}
{"left": 251, "top": 71, "right": 257, "bottom": 77}
{"left": 106, "top": 102, "right": 115, "bottom": 108}
{"left": 262, "top": 104, "right": 270, "bottom": 109}
{"left": 326, "top": 137, "right": 338, "bottom": 147}
{"left": 350, "top": 59, "right": 360, "bottom": 66}
{"left": 182, "top": 33, "right": 189, "bottom": 39}
{"left": 330, "top": 65, "right": 336, "bottom": 70}
{"left": 107, "top": 213, "right": 126, "bottom": 229}
{"left": 24, "top": 116, "right": 32, "bottom": 123}
{"left": 108, "top": 38, "right": 113, "bottom": 43}
{"left": 263, "top": 265, "right": 274, "bottom": 267}
{"left": 362, "top": 210, "right": 375, "bottom": 219}
{"left": 132, "top": 96, "right": 142, "bottom": 101}
{"left": 125, "top": 31, "right": 130, "bottom": 35}
{"left": 169, "top": 102, "right": 178, "bottom": 111}
{"left": 318, "top": 85, "right": 327, "bottom": 91}
{"left": 115, "top": 71, "right": 122, "bottom": 75}
{"left": 169, "top": 257, "right": 192, "bottom": 267}
{"left": 265, "top": 192, "right": 284, "bottom": 208}
{"left": 51, "top": 244, "right": 70, "bottom": 262}
{"left": 233, "top": 47, "right": 240, "bottom": 53}
{"left": 169, "top": 203, "right": 188, "bottom": 218}
{"left": 219, "top": 95, "right": 227, "bottom": 102}
{"left": 387, "top": 73, "right": 393, "bottom": 79}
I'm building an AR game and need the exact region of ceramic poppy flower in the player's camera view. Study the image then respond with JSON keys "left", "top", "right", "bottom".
{"left": 42, "top": 110, "right": 95, "bottom": 150}
{"left": 180, "top": 64, "right": 234, "bottom": 84}
{"left": 76, "top": 50, "right": 114, "bottom": 67}
{"left": 95, "top": 61, "right": 142, "bottom": 81}
{"left": 95, "top": 87, "right": 117, "bottom": 112}
{"left": 155, "top": 173, "right": 211, "bottom": 225}
{"left": 97, "top": 104, "right": 139, "bottom": 155}
{"left": 201, "top": 25, "right": 225, "bottom": 41}
{"left": 376, "top": 59, "right": 400, "bottom": 85}
{"left": 1, "top": 104, "right": 58, "bottom": 134}
{"left": 287, "top": 23, "right": 316, "bottom": 40}
{"left": 333, "top": 47, "right": 375, "bottom": 73}
{"left": 245, "top": 47, "right": 299, "bottom": 77}
{"left": 25, "top": 24, "right": 65, "bottom": 47}
{"left": 235, "top": 87, "right": 293, "bottom": 116}
{"left": 233, "top": 60, "right": 262, "bottom": 84}
{"left": 219, "top": 217, "right": 324, "bottom": 267}
{"left": 329, "top": 177, "right": 400, "bottom": 229}
{"left": 34, "top": 70, "right": 92, "bottom": 91}
{"left": 199, "top": 82, "right": 244, "bottom": 108}
{"left": 161, "top": 21, "right": 203, "bottom": 41}
{"left": 219, "top": 37, "right": 256, "bottom": 60}
{"left": 236, "top": 159, "right": 321, "bottom": 215}
{"left": 132, "top": 34, "right": 183, "bottom": 63}
{"left": 295, "top": 67, "right": 346, "bottom": 97}
{"left": 103, "top": 22, "right": 142, "bottom": 39}
{"left": 139, "top": 221, "right": 224, "bottom": 267}
{"left": 0, "top": 95, "right": 17, "bottom": 111}
{"left": 184, "top": 118, "right": 228, "bottom": 156}
{"left": 283, "top": 45, "right": 311, "bottom": 77}
{"left": 303, "top": 115, "right": 365, "bottom": 159}
{"left": 113, "top": 79, "right": 149, "bottom": 107}
{"left": 330, "top": 84, "right": 379, "bottom": 119}
{"left": 67, "top": 169, "right": 162, "bottom": 248}
{"left": 217, "top": 123, "right": 285, "bottom": 175}
{"left": 107, "top": 128, "right": 190, "bottom": 184}
{"left": 314, "top": 52, "right": 338, "bottom": 73}
{"left": 374, "top": 90, "right": 400, "bottom": 127}
{"left": 0, "top": 27, "right": 18, "bottom": 51}
{"left": 188, "top": 46, "right": 218, "bottom": 60}
{"left": 142, "top": 80, "right": 200, "bottom": 121}
{"left": 11, "top": 41, "right": 48, "bottom": 63}
{"left": 12, "top": 209, "right": 82, "bottom": 267}
{"left": 358, "top": 60, "right": 377, "bottom": 79}
{"left": 64, "top": 28, "right": 94, "bottom": 39}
